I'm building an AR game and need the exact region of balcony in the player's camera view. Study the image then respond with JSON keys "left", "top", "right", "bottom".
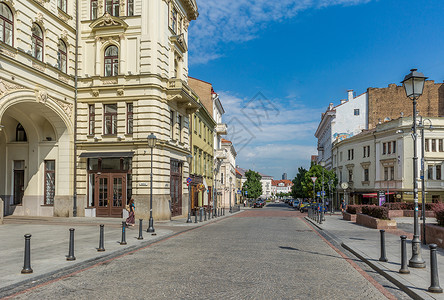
{"left": 215, "top": 149, "right": 227, "bottom": 160}
{"left": 215, "top": 123, "right": 227, "bottom": 135}
{"left": 167, "top": 79, "right": 201, "bottom": 114}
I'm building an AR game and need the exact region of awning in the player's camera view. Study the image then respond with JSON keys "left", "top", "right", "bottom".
{"left": 362, "top": 192, "right": 395, "bottom": 198}
{"left": 79, "top": 152, "right": 134, "bottom": 158}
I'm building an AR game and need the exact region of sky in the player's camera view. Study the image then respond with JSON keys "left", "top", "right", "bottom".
{"left": 188, "top": 0, "right": 444, "bottom": 180}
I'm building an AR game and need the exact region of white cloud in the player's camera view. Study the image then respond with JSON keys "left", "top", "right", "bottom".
{"left": 190, "top": 0, "right": 373, "bottom": 64}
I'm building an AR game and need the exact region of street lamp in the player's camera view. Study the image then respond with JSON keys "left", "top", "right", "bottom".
{"left": 419, "top": 117, "right": 433, "bottom": 244}
{"left": 402, "top": 68, "right": 427, "bottom": 268}
{"left": 320, "top": 161, "right": 325, "bottom": 224}
{"left": 147, "top": 133, "right": 157, "bottom": 233}
{"left": 186, "top": 154, "right": 193, "bottom": 223}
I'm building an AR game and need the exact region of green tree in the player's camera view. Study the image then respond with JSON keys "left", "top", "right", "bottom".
{"left": 242, "top": 170, "right": 262, "bottom": 199}
{"left": 291, "top": 167, "right": 308, "bottom": 199}
{"left": 301, "top": 164, "right": 337, "bottom": 200}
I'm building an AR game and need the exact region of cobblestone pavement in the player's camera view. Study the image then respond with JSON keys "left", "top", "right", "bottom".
{"left": 11, "top": 204, "right": 408, "bottom": 300}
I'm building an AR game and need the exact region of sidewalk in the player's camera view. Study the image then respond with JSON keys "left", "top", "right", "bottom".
{"left": 0, "top": 208, "right": 242, "bottom": 296}
{"left": 305, "top": 214, "right": 444, "bottom": 300}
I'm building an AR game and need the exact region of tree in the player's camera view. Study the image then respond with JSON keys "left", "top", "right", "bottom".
{"left": 242, "top": 170, "right": 262, "bottom": 199}
{"left": 301, "top": 164, "right": 337, "bottom": 200}
{"left": 291, "top": 167, "right": 308, "bottom": 199}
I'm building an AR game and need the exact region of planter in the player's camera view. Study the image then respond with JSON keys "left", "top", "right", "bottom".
{"left": 356, "top": 213, "right": 397, "bottom": 230}
{"left": 343, "top": 212, "right": 356, "bottom": 222}
{"left": 388, "top": 210, "right": 404, "bottom": 219}
{"left": 404, "top": 210, "right": 435, "bottom": 218}
{"left": 422, "top": 224, "right": 444, "bottom": 249}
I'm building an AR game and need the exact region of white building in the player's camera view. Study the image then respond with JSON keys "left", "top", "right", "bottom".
{"left": 333, "top": 116, "right": 444, "bottom": 207}
{"left": 213, "top": 91, "right": 227, "bottom": 208}
{"left": 220, "top": 138, "right": 236, "bottom": 208}
{"left": 315, "top": 90, "right": 368, "bottom": 169}
{"left": 271, "top": 180, "right": 293, "bottom": 197}
{"left": 237, "top": 167, "right": 273, "bottom": 199}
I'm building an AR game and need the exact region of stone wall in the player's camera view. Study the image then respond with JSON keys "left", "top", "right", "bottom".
{"left": 342, "top": 212, "right": 356, "bottom": 222}
{"left": 356, "top": 213, "right": 397, "bottom": 229}
{"left": 423, "top": 224, "right": 444, "bottom": 249}
{"left": 367, "top": 81, "right": 444, "bottom": 129}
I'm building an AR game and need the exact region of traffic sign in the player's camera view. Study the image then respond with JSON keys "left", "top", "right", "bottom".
{"left": 186, "top": 177, "right": 192, "bottom": 184}
{"left": 317, "top": 192, "right": 320, "bottom": 197}
{"left": 237, "top": 190, "right": 241, "bottom": 194}
{"left": 311, "top": 177, "right": 317, "bottom": 183}
{"left": 245, "top": 191, "right": 248, "bottom": 195}
{"left": 321, "top": 191, "right": 326, "bottom": 196}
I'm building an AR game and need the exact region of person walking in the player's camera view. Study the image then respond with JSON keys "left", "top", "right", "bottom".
{"left": 341, "top": 199, "right": 346, "bottom": 213}
{"left": 126, "top": 198, "right": 135, "bottom": 227}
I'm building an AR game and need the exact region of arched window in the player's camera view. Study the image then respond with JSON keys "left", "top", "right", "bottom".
{"left": 58, "top": 40, "right": 67, "bottom": 73}
{"left": 31, "top": 24, "right": 43, "bottom": 61}
{"left": 0, "top": 3, "right": 13, "bottom": 46}
{"left": 91, "top": 0, "right": 98, "bottom": 19}
{"left": 104, "top": 45, "right": 118, "bottom": 77}
{"left": 16, "top": 123, "right": 27, "bottom": 141}
{"left": 105, "top": 0, "right": 119, "bottom": 17}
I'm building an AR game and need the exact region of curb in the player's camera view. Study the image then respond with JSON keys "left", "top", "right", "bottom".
{"left": 341, "top": 242, "right": 436, "bottom": 300}
{"left": 304, "top": 216, "right": 323, "bottom": 231}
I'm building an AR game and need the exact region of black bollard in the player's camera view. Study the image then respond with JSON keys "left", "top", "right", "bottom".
{"left": 66, "top": 228, "right": 76, "bottom": 261}
{"left": 21, "top": 234, "right": 33, "bottom": 274}
{"left": 428, "top": 244, "right": 443, "bottom": 293}
{"left": 399, "top": 235, "right": 409, "bottom": 274}
{"left": 379, "top": 229, "right": 388, "bottom": 262}
{"left": 120, "top": 221, "right": 127, "bottom": 245}
{"left": 199, "top": 208, "right": 203, "bottom": 222}
{"left": 137, "top": 219, "right": 144, "bottom": 240}
{"left": 223, "top": 208, "right": 225, "bottom": 216}
{"left": 194, "top": 209, "right": 198, "bottom": 223}
{"left": 97, "top": 224, "right": 105, "bottom": 252}
{"left": 204, "top": 208, "right": 207, "bottom": 221}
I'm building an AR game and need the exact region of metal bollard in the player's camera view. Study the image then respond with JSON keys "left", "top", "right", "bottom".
{"left": 399, "top": 235, "right": 409, "bottom": 274}
{"left": 194, "top": 209, "right": 198, "bottom": 223}
{"left": 66, "top": 228, "right": 76, "bottom": 261}
{"left": 120, "top": 221, "right": 127, "bottom": 245}
{"left": 98, "top": 224, "right": 105, "bottom": 252}
{"left": 379, "top": 229, "right": 388, "bottom": 262}
{"left": 204, "top": 208, "right": 207, "bottom": 221}
{"left": 199, "top": 208, "right": 203, "bottom": 222}
{"left": 137, "top": 219, "right": 144, "bottom": 240}
{"left": 223, "top": 208, "right": 225, "bottom": 216}
{"left": 428, "top": 244, "right": 443, "bottom": 293}
{"left": 21, "top": 234, "right": 33, "bottom": 274}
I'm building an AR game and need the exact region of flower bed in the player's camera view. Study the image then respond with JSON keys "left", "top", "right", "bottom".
{"left": 356, "top": 213, "right": 397, "bottom": 230}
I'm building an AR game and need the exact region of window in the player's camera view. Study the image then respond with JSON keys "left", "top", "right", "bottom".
{"left": 104, "top": 104, "right": 117, "bottom": 135}
{"left": 91, "top": 0, "right": 98, "bottom": 19}
{"left": 106, "top": 0, "right": 119, "bottom": 16}
{"left": 178, "top": 15, "right": 182, "bottom": 34}
{"left": 44, "top": 160, "right": 55, "bottom": 205}
{"left": 339, "top": 170, "right": 343, "bottom": 182}
{"left": 58, "top": 0, "right": 67, "bottom": 12}
{"left": 221, "top": 173, "right": 224, "bottom": 184}
{"left": 0, "top": 3, "right": 13, "bottom": 46}
{"left": 16, "top": 123, "right": 27, "bottom": 141}
{"left": 177, "top": 114, "right": 182, "bottom": 142}
{"left": 428, "top": 165, "right": 433, "bottom": 180}
{"left": 58, "top": 40, "right": 67, "bottom": 73}
{"left": 127, "top": 0, "right": 134, "bottom": 16}
{"left": 384, "top": 167, "right": 388, "bottom": 181}
{"left": 440, "top": 140, "right": 443, "bottom": 152}
{"left": 392, "top": 141, "right": 396, "bottom": 154}
{"left": 193, "top": 115, "right": 197, "bottom": 133}
{"left": 364, "top": 168, "right": 369, "bottom": 182}
{"left": 354, "top": 109, "right": 360, "bottom": 116}
{"left": 432, "top": 139, "right": 437, "bottom": 152}
{"left": 104, "top": 45, "right": 118, "bottom": 76}
{"left": 88, "top": 104, "right": 95, "bottom": 135}
{"left": 382, "top": 143, "right": 386, "bottom": 155}
{"left": 171, "top": 8, "right": 177, "bottom": 33}
{"left": 425, "top": 139, "right": 430, "bottom": 152}
{"left": 31, "top": 24, "right": 43, "bottom": 61}
{"left": 174, "top": 59, "right": 178, "bottom": 78}
{"left": 348, "top": 169, "right": 353, "bottom": 182}
{"left": 170, "top": 110, "right": 174, "bottom": 139}
{"left": 127, "top": 103, "right": 133, "bottom": 134}
{"left": 437, "top": 165, "right": 442, "bottom": 181}
{"left": 390, "top": 166, "right": 394, "bottom": 180}
{"left": 193, "top": 147, "right": 197, "bottom": 173}
{"left": 388, "top": 142, "right": 391, "bottom": 154}
{"left": 348, "top": 149, "right": 354, "bottom": 160}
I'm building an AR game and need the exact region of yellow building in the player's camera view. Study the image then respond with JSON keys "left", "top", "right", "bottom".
{"left": 188, "top": 78, "right": 216, "bottom": 211}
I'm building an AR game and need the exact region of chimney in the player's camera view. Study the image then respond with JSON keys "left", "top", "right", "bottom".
{"left": 347, "top": 90, "right": 353, "bottom": 101}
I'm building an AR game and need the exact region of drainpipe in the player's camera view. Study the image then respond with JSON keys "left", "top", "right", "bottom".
{"left": 73, "top": 0, "right": 79, "bottom": 217}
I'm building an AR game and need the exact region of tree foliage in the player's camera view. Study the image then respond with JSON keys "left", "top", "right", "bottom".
{"left": 301, "top": 164, "right": 337, "bottom": 200}
{"left": 242, "top": 170, "right": 262, "bottom": 199}
{"left": 291, "top": 167, "right": 308, "bottom": 199}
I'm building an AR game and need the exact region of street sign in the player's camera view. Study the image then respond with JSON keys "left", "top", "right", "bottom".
{"left": 311, "top": 177, "right": 317, "bottom": 183}
{"left": 321, "top": 191, "right": 326, "bottom": 196}
{"left": 245, "top": 191, "right": 248, "bottom": 195}
{"left": 186, "top": 177, "right": 192, "bottom": 184}
{"left": 237, "top": 190, "right": 241, "bottom": 194}
{"left": 317, "top": 192, "right": 320, "bottom": 197}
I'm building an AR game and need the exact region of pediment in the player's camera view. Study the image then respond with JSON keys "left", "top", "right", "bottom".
{"left": 90, "top": 12, "right": 128, "bottom": 32}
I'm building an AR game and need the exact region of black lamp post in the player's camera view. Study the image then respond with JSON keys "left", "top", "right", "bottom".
{"left": 402, "top": 68, "right": 427, "bottom": 268}
{"left": 186, "top": 154, "right": 193, "bottom": 223}
{"left": 147, "top": 133, "right": 157, "bottom": 233}
{"left": 320, "top": 161, "right": 325, "bottom": 223}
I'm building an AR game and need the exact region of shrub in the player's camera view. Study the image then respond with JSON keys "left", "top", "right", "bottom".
{"left": 363, "top": 205, "right": 389, "bottom": 220}
{"left": 383, "top": 202, "right": 407, "bottom": 210}
{"left": 432, "top": 203, "right": 444, "bottom": 226}
{"left": 346, "top": 205, "right": 362, "bottom": 214}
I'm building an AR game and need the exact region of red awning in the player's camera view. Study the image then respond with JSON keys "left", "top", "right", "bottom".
{"left": 362, "top": 192, "right": 395, "bottom": 198}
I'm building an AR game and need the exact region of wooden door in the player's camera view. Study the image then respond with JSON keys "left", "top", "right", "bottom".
{"left": 13, "top": 170, "right": 24, "bottom": 205}
{"left": 95, "top": 174, "right": 126, "bottom": 217}
{"left": 170, "top": 160, "right": 182, "bottom": 217}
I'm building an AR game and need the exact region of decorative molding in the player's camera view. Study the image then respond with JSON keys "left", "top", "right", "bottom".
{"left": 58, "top": 74, "right": 69, "bottom": 84}
{"left": 35, "top": 12, "right": 44, "bottom": 25}
{"left": 92, "top": 89, "right": 99, "bottom": 97}
{"left": 54, "top": 99, "right": 73, "bottom": 118}
{"left": 32, "top": 61, "right": 46, "bottom": 72}
{"left": 35, "top": 90, "right": 48, "bottom": 103}
{"left": 0, "top": 79, "right": 25, "bottom": 98}
{"left": 117, "top": 89, "right": 124, "bottom": 96}
{"left": 102, "top": 79, "right": 118, "bottom": 85}
{"left": 0, "top": 47, "right": 16, "bottom": 58}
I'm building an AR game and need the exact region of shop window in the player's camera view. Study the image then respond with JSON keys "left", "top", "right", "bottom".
{"left": 0, "top": 3, "right": 13, "bottom": 46}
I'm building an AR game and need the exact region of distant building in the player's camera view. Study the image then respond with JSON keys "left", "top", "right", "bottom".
{"left": 271, "top": 180, "right": 293, "bottom": 197}
{"left": 237, "top": 167, "right": 273, "bottom": 199}
{"left": 282, "top": 173, "right": 287, "bottom": 180}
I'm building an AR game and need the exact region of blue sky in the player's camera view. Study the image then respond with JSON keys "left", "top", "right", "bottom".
{"left": 188, "top": 0, "right": 444, "bottom": 180}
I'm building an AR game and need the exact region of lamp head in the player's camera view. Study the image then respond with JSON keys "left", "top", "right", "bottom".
{"left": 147, "top": 133, "right": 157, "bottom": 148}
{"left": 401, "top": 68, "right": 428, "bottom": 100}
{"left": 186, "top": 154, "right": 192, "bottom": 165}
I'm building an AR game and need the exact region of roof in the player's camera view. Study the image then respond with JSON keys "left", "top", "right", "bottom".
{"left": 221, "top": 138, "right": 231, "bottom": 143}
{"left": 236, "top": 167, "right": 272, "bottom": 179}
{"left": 272, "top": 179, "right": 293, "bottom": 187}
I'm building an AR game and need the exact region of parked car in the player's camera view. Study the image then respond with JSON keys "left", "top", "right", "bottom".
{"left": 292, "top": 200, "right": 300, "bottom": 208}
{"left": 299, "top": 202, "right": 310, "bottom": 213}
{"left": 253, "top": 200, "right": 264, "bottom": 208}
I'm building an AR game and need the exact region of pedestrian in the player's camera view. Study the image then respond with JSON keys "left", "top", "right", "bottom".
{"left": 341, "top": 200, "right": 346, "bottom": 213}
{"left": 243, "top": 200, "right": 246, "bottom": 207}
{"left": 126, "top": 198, "right": 135, "bottom": 227}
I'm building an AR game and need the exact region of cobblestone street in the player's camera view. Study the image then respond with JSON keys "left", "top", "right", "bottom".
{"left": 12, "top": 205, "right": 403, "bottom": 299}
